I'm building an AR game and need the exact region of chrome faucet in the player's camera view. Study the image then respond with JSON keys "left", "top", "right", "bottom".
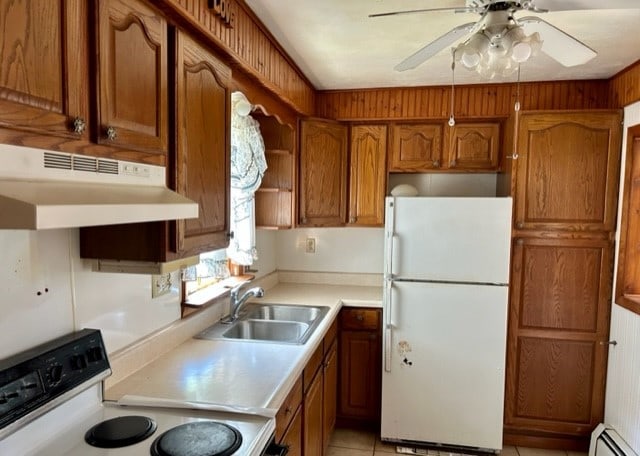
{"left": 221, "top": 284, "right": 264, "bottom": 323}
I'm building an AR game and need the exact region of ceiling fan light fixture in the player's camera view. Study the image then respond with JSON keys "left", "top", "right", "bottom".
{"left": 453, "top": 24, "right": 543, "bottom": 79}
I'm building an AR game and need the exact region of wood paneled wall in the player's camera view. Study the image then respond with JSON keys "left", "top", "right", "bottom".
{"left": 157, "top": 0, "right": 315, "bottom": 116}
{"left": 609, "top": 60, "right": 640, "bottom": 109}
{"left": 316, "top": 80, "right": 610, "bottom": 121}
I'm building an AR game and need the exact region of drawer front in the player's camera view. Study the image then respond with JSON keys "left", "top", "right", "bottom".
{"left": 340, "top": 308, "right": 380, "bottom": 331}
{"left": 324, "top": 318, "right": 338, "bottom": 354}
{"left": 275, "top": 375, "right": 303, "bottom": 441}
{"left": 303, "top": 343, "right": 324, "bottom": 393}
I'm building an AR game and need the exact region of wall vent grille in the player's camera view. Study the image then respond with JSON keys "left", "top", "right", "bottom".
{"left": 43, "top": 152, "right": 72, "bottom": 170}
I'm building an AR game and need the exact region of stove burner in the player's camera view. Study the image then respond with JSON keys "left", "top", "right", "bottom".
{"left": 85, "top": 415, "right": 157, "bottom": 448}
{"left": 150, "top": 421, "right": 242, "bottom": 456}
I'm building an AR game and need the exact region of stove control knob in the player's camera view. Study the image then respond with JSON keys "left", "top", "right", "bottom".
{"left": 47, "top": 364, "right": 63, "bottom": 384}
{"left": 86, "top": 347, "right": 104, "bottom": 363}
{"left": 70, "top": 354, "right": 88, "bottom": 370}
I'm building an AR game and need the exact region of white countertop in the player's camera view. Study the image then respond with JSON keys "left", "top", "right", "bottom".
{"left": 105, "top": 281, "right": 382, "bottom": 417}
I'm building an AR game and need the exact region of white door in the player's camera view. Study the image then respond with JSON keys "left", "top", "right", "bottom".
{"left": 381, "top": 281, "right": 508, "bottom": 450}
{"left": 384, "top": 197, "right": 512, "bottom": 284}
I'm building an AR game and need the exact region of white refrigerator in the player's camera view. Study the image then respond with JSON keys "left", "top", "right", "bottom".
{"left": 381, "top": 196, "right": 512, "bottom": 452}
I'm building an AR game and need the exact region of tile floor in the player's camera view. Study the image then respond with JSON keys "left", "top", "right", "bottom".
{"left": 327, "top": 428, "right": 590, "bottom": 456}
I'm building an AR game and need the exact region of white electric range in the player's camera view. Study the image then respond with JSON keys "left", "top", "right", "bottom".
{"left": 0, "top": 329, "right": 279, "bottom": 456}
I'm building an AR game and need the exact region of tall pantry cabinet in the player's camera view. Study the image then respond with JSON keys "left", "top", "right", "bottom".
{"left": 501, "top": 111, "right": 622, "bottom": 450}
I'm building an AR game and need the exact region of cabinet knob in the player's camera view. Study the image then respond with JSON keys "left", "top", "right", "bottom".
{"left": 355, "top": 314, "right": 364, "bottom": 321}
{"left": 432, "top": 160, "right": 441, "bottom": 168}
{"left": 450, "top": 160, "right": 457, "bottom": 167}
{"left": 516, "top": 222, "right": 524, "bottom": 229}
{"left": 285, "top": 407, "right": 292, "bottom": 415}
{"left": 350, "top": 216, "right": 357, "bottom": 223}
{"left": 105, "top": 126, "right": 118, "bottom": 141}
{"left": 516, "top": 238, "right": 524, "bottom": 245}
{"left": 301, "top": 217, "right": 307, "bottom": 224}
{"left": 73, "top": 117, "right": 86, "bottom": 135}
{"left": 226, "top": 231, "right": 234, "bottom": 239}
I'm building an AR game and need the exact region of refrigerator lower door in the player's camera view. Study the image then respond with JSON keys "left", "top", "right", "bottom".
{"left": 381, "top": 281, "right": 508, "bottom": 451}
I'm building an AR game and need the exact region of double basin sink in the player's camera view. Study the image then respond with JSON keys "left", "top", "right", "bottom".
{"left": 196, "top": 303, "right": 330, "bottom": 345}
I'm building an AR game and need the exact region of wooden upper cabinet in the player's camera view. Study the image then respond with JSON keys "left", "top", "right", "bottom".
{"left": 0, "top": 0, "right": 88, "bottom": 139}
{"left": 513, "top": 111, "right": 621, "bottom": 233}
{"left": 299, "top": 119, "right": 348, "bottom": 226}
{"left": 349, "top": 125, "right": 387, "bottom": 226}
{"left": 445, "top": 122, "right": 501, "bottom": 170}
{"left": 173, "top": 30, "right": 231, "bottom": 256}
{"left": 96, "top": 0, "right": 167, "bottom": 155}
{"left": 389, "top": 123, "right": 443, "bottom": 171}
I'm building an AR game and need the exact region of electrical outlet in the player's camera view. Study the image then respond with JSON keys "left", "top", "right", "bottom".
{"left": 305, "top": 237, "right": 316, "bottom": 253}
{"left": 151, "top": 273, "right": 172, "bottom": 298}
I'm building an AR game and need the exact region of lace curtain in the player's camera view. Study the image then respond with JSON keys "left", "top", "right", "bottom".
{"left": 227, "top": 91, "right": 267, "bottom": 265}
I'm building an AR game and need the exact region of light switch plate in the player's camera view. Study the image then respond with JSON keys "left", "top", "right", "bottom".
{"left": 305, "top": 237, "right": 316, "bottom": 253}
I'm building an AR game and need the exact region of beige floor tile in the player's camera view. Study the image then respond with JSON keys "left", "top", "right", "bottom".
{"left": 328, "top": 447, "right": 373, "bottom": 456}
{"left": 330, "top": 428, "right": 377, "bottom": 450}
{"left": 374, "top": 435, "right": 399, "bottom": 453}
{"left": 517, "top": 447, "right": 567, "bottom": 456}
{"left": 501, "top": 445, "right": 520, "bottom": 456}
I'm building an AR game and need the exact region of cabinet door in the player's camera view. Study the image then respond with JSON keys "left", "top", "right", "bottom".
{"left": 389, "top": 123, "right": 443, "bottom": 171}
{"left": 349, "top": 125, "right": 387, "bottom": 226}
{"left": 280, "top": 405, "right": 302, "bottom": 456}
{"left": 303, "top": 369, "right": 324, "bottom": 456}
{"left": 299, "top": 119, "right": 348, "bottom": 226}
{"left": 96, "top": 0, "right": 167, "bottom": 155}
{"left": 504, "top": 237, "right": 613, "bottom": 444}
{"left": 446, "top": 122, "right": 500, "bottom": 170}
{"left": 338, "top": 330, "right": 381, "bottom": 422}
{"left": 513, "top": 112, "right": 621, "bottom": 233}
{"left": 0, "top": 0, "right": 88, "bottom": 140}
{"left": 322, "top": 341, "right": 338, "bottom": 452}
{"left": 173, "top": 31, "right": 230, "bottom": 255}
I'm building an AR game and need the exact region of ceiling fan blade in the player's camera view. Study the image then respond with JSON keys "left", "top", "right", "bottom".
{"left": 519, "top": 16, "right": 597, "bottom": 67}
{"left": 394, "top": 22, "right": 477, "bottom": 71}
{"left": 532, "top": 0, "right": 639, "bottom": 12}
{"left": 369, "top": 6, "right": 479, "bottom": 18}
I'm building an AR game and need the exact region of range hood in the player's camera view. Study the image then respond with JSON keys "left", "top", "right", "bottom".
{"left": 0, "top": 146, "right": 198, "bottom": 230}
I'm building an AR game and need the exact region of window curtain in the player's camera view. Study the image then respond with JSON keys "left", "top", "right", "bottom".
{"left": 227, "top": 91, "right": 267, "bottom": 265}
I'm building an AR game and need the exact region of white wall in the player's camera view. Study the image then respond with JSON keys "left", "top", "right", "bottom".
{"left": 275, "top": 227, "right": 384, "bottom": 273}
{"left": 605, "top": 100, "right": 640, "bottom": 452}
{"left": 0, "top": 229, "right": 183, "bottom": 358}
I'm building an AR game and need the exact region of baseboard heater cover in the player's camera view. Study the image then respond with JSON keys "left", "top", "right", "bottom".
{"left": 590, "top": 424, "right": 637, "bottom": 456}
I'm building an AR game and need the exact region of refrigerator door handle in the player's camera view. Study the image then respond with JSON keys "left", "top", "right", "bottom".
{"left": 384, "top": 198, "right": 396, "bottom": 279}
{"left": 384, "top": 279, "right": 393, "bottom": 372}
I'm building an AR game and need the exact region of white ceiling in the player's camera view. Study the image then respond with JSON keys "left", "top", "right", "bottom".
{"left": 245, "top": 0, "right": 640, "bottom": 90}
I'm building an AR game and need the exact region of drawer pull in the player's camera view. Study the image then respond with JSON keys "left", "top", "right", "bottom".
{"left": 355, "top": 314, "right": 364, "bottom": 321}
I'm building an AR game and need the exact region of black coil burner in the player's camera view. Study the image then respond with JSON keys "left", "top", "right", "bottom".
{"left": 85, "top": 415, "right": 157, "bottom": 448}
{"left": 150, "top": 421, "right": 243, "bottom": 456}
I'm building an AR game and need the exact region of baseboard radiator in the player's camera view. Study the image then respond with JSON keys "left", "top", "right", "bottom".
{"left": 590, "top": 425, "right": 637, "bottom": 456}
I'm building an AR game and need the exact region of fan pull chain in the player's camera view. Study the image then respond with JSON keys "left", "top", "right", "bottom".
{"left": 448, "top": 51, "right": 456, "bottom": 127}
{"left": 510, "top": 64, "right": 521, "bottom": 160}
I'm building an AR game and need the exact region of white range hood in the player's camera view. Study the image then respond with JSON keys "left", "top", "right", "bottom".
{"left": 0, "top": 145, "right": 199, "bottom": 230}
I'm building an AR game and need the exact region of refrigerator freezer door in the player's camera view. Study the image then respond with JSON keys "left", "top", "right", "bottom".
{"left": 385, "top": 197, "right": 512, "bottom": 284}
{"left": 381, "top": 281, "right": 508, "bottom": 450}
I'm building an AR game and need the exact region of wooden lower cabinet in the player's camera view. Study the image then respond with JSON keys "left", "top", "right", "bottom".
{"left": 322, "top": 341, "right": 338, "bottom": 452}
{"left": 277, "top": 319, "right": 338, "bottom": 456}
{"left": 304, "top": 368, "right": 324, "bottom": 456}
{"left": 337, "top": 308, "right": 382, "bottom": 427}
{"left": 280, "top": 405, "right": 303, "bottom": 456}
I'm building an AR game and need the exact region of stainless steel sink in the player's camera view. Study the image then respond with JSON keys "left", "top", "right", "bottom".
{"left": 195, "top": 303, "right": 330, "bottom": 345}
{"left": 245, "top": 303, "right": 328, "bottom": 323}
{"left": 222, "top": 320, "right": 310, "bottom": 343}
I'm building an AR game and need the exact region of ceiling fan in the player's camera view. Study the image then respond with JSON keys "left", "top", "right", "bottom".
{"left": 370, "top": 0, "right": 631, "bottom": 78}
